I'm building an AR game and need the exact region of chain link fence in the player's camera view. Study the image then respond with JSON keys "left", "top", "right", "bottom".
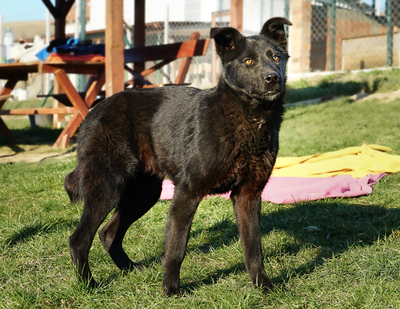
{"left": 131, "top": 21, "right": 219, "bottom": 87}
{"left": 118, "top": 0, "right": 229, "bottom": 88}
{"left": 290, "top": 0, "right": 400, "bottom": 73}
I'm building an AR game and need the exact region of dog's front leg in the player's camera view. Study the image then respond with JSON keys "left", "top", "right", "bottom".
{"left": 231, "top": 187, "right": 273, "bottom": 291}
{"left": 162, "top": 187, "right": 201, "bottom": 296}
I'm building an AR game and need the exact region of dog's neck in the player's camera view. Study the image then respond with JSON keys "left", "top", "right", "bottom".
{"left": 217, "top": 76, "right": 284, "bottom": 114}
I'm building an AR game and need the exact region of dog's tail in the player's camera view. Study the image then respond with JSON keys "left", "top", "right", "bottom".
{"left": 64, "top": 170, "right": 82, "bottom": 204}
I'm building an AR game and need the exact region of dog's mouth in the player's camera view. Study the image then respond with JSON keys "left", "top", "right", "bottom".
{"left": 263, "top": 90, "right": 281, "bottom": 97}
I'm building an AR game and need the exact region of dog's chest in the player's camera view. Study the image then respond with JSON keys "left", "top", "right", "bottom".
{"left": 207, "top": 117, "right": 279, "bottom": 194}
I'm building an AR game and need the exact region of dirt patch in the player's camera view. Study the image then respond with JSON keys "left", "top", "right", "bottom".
{"left": 349, "top": 89, "right": 400, "bottom": 103}
{"left": 0, "top": 144, "right": 76, "bottom": 164}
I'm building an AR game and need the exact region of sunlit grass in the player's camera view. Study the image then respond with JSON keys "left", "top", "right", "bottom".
{"left": 1, "top": 70, "right": 400, "bottom": 308}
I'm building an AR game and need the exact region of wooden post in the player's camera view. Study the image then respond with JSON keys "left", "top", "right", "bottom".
{"left": 42, "top": 0, "right": 74, "bottom": 40}
{"left": 105, "top": 0, "right": 125, "bottom": 97}
{"left": 55, "top": 0, "right": 67, "bottom": 39}
{"left": 212, "top": 11, "right": 230, "bottom": 85}
{"left": 134, "top": 0, "right": 146, "bottom": 73}
{"left": 230, "top": 0, "right": 243, "bottom": 32}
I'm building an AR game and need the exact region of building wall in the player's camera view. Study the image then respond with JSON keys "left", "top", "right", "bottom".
{"left": 326, "top": 7, "right": 387, "bottom": 71}
{"left": 288, "top": 0, "right": 389, "bottom": 74}
{"left": 288, "top": 0, "right": 312, "bottom": 74}
{"left": 342, "top": 33, "right": 400, "bottom": 70}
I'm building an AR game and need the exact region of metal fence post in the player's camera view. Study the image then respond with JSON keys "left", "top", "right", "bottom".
{"left": 387, "top": 0, "right": 393, "bottom": 67}
{"left": 284, "top": 0, "right": 290, "bottom": 38}
{"left": 330, "top": 0, "right": 336, "bottom": 71}
{"left": 284, "top": 0, "right": 289, "bottom": 19}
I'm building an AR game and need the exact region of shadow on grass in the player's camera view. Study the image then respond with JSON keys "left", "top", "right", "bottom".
{"left": 0, "top": 127, "right": 76, "bottom": 148}
{"left": 182, "top": 200, "right": 400, "bottom": 290}
{"left": 5, "top": 218, "right": 80, "bottom": 246}
{"left": 285, "top": 81, "right": 365, "bottom": 104}
{"left": 13, "top": 199, "right": 399, "bottom": 293}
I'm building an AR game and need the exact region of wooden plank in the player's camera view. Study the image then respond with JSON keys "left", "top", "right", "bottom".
{"left": 105, "top": 0, "right": 125, "bottom": 97}
{"left": 42, "top": 0, "right": 58, "bottom": 17}
{"left": 137, "top": 59, "right": 173, "bottom": 78}
{"left": 61, "top": 133, "right": 70, "bottom": 149}
{"left": 39, "top": 62, "right": 104, "bottom": 75}
{"left": 53, "top": 71, "right": 105, "bottom": 148}
{"left": 85, "top": 71, "right": 106, "bottom": 107}
{"left": 0, "top": 95, "right": 13, "bottom": 102}
{"left": 134, "top": 0, "right": 145, "bottom": 73}
{"left": 0, "top": 62, "right": 38, "bottom": 80}
{"left": 0, "top": 108, "right": 75, "bottom": 115}
{"left": 61, "top": 0, "right": 75, "bottom": 16}
{"left": 174, "top": 32, "right": 200, "bottom": 84}
{"left": 54, "top": 69, "right": 89, "bottom": 119}
{"left": 0, "top": 79, "right": 19, "bottom": 140}
{"left": 124, "top": 38, "right": 210, "bottom": 63}
{"left": 0, "top": 117, "right": 15, "bottom": 141}
{"left": 53, "top": 112, "right": 81, "bottom": 148}
{"left": 230, "top": 0, "right": 243, "bottom": 32}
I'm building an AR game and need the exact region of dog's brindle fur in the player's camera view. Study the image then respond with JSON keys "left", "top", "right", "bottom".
{"left": 66, "top": 17, "right": 292, "bottom": 295}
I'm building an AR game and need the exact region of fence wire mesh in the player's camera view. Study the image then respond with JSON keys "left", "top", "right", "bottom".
{"left": 302, "top": 0, "right": 400, "bottom": 72}
{"left": 132, "top": 21, "right": 224, "bottom": 88}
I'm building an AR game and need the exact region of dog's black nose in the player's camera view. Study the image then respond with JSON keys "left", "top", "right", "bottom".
{"left": 264, "top": 73, "right": 280, "bottom": 84}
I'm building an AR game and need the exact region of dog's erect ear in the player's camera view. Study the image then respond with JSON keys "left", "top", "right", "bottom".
{"left": 260, "top": 17, "right": 292, "bottom": 50}
{"left": 210, "top": 27, "right": 245, "bottom": 61}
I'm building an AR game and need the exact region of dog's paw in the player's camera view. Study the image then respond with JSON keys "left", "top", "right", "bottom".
{"left": 121, "top": 261, "right": 143, "bottom": 272}
{"left": 87, "top": 278, "right": 101, "bottom": 289}
{"left": 163, "top": 286, "right": 188, "bottom": 297}
{"left": 255, "top": 273, "right": 274, "bottom": 293}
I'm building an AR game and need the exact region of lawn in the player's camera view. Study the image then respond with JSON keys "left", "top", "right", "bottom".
{"left": 1, "top": 70, "right": 400, "bottom": 308}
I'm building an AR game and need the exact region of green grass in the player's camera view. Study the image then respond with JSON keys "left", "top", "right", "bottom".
{"left": 280, "top": 97, "right": 400, "bottom": 156}
{"left": 1, "top": 98, "right": 54, "bottom": 110}
{"left": 285, "top": 68, "right": 400, "bottom": 103}
{"left": 1, "top": 70, "right": 400, "bottom": 308}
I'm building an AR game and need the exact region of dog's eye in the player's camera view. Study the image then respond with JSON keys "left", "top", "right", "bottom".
{"left": 272, "top": 55, "right": 280, "bottom": 61}
{"left": 245, "top": 59, "right": 253, "bottom": 65}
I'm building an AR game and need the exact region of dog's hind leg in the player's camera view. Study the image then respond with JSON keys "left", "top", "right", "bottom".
{"left": 64, "top": 170, "right": 80, "bottom": 203}
{"left": 98, "top": 174, "right": 163, "bottom": 271}
{"left": 69, "top": 176, "right": 124, "bottom": 288}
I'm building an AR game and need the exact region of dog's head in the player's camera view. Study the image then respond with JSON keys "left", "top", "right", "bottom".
{"left": 210, "top": 17, "right": 291, "bottom": 103}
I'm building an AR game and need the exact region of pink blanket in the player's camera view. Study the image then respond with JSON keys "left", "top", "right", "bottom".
{"left": 160, "top": 173, "right": 385, "bottom": 204}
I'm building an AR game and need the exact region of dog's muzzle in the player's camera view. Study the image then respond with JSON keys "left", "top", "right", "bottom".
{"left": 264, "top": 73, "right": 281, "bottom": 95}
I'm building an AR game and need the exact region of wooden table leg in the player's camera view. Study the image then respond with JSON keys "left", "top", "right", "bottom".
{"left": 0, "top": 118, "right": 15, "bottom": 141}
{"left": 0, "top": 79, "right": 19, "bottom": 141}
{"left": 53, "top": 71, "right": 106, "bottom": 148}
{"left": 54, "top": 69, "right": 90, "bottom": 119}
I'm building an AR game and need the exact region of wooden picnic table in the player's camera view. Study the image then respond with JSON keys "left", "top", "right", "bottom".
{"left": 0, "top": 33, "right": 209, "bottom": 148}
{"left": 0, "top": 60, "right": 105, "bottom": 148}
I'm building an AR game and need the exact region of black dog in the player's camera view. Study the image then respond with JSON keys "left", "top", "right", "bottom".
{"left": 66, "top": 17, "right": 291, "bottom": 295}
